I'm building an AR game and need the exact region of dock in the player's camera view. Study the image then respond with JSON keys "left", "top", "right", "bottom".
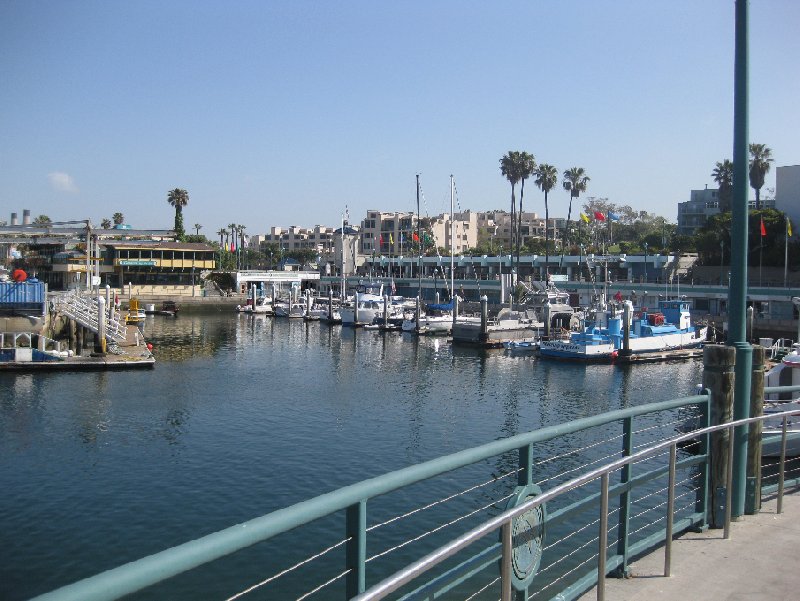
{"left": 577, "top": 489, "right": 800, "bottom": 601}
{"left": 0, "top": 325, "right": 154, "bottom": 371}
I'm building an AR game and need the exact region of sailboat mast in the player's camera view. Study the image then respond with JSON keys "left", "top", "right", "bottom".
{"left": 450, "top": 174, "right": 454, "bottom": 301}
{"left": 416, "top": 174, "right": 422, "bottom": 300}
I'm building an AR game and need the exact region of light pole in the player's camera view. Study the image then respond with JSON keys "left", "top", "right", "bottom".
{"left": 720, "top": 238, "right": 725, "bottom": 286}
{"left": 644, "top": 242, "right": 648, "bottom": 283}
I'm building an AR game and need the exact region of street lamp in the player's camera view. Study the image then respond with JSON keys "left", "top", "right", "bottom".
{"left": 643, "top": 242, "right": 648, "bottom": 283}
{"left": 720, "top": 239, "right": 725, "bottom": 286}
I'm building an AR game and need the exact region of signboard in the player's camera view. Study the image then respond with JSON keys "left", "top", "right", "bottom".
{"left": 119, "top": 260, "right": 157, "bottom": 266}
{"left": 549, "top": 274, "right": 568, "bottom": 282}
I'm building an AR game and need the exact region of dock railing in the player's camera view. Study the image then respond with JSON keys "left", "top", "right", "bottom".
{"left": 53, "top": 290, "right": 127, "bottom": 343}
{"left": 30, "top": 388, "right": 800, "bottom": 601}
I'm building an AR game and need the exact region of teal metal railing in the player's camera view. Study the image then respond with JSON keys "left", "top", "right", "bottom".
{"left": 33, "top": 394, "right": 713, "bottom": 601}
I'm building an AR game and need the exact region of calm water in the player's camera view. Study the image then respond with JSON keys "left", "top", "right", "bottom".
{"left": 0, "top": 313, "right": 703, "bottom": 600}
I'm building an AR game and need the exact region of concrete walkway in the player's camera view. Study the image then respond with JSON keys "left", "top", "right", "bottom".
{"left": 578, "top": 489, "right": 800, "bottom": 600}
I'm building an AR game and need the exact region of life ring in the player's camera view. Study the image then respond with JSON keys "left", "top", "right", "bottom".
{"left": 12, "top": 268, "right": 27, "bottom": 282}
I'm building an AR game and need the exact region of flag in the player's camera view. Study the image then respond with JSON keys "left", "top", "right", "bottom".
{"left": 760, "top": 218, "right": 766, "bottom": 237}
{"left": 788, "top": 218, "right": 793, "bottom": 237}
{"left": 231, "top": 240, "right": 236, "bottom": 252}
{"left": 608, "top": 211, "right": 620, "bottom": 222}
{"left": 580, "top": 213, "right": 590, "bottom": 223}
{"left": 593, "top": 211, "right": 606, "bottom": 221}
{"left": 224, "top": 242, "right": 229, "bottom": 252}
{"left": 412, "top": 232, "right": 420, "bottom": 242}
{"left": 389, "top": 233, "right": 394, "bottom": 245}
{"left": 379, "top": 234, "right": 384, "bottom": 246}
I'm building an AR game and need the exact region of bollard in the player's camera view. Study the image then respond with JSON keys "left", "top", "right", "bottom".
{"left": 746, "top": 345, "right": 765, "bottom": 514}
{"left": 543, "top": 303, "right": 551, "bottom": 340}
{"left": 480, "top": 296, "right": 488, "bottom": 344}
{"left": 702, "top": 344, "right": 736, "bottom": 527}
{"left": 97, "top": 296, "right": 107, "bottom": 354}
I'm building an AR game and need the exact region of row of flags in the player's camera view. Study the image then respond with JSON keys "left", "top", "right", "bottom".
{"left": 378, "top": 232, "right": 428, "bottom": 246}
{"left": 580, "top": 211, "right": 621, "bottom": 223}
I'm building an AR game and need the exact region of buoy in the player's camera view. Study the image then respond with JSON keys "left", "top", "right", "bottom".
{"left": 146, "top": 343, "right": 153, "bottom": 351}
{"left": 12, "top": 268, "right": 27, "bottom": 282}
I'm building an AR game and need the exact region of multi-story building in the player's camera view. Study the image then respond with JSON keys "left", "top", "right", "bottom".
{"left": 251, "top": 225, "right": 337, "bottom": 255}
{"left": 428, "top": 210, "right": 479, "bottom": 254}
{"left": 677, "top": 185, "right": 779, "bottom": 236}
{"left": 475, "top": 210, "right": 564, "bottom": 252}
{"left": 359, "top": 210, "right": 415, "bottom": 255}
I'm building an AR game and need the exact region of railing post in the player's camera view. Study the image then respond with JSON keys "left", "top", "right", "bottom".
{"left": 615, "top": 416, "right": 633, "bottom": 577}
{"left": 597, "top": 473, "right": 609, "bottom": 601}
{"left": 501, "top": 520, "right": 512, "bottom": 601}
{"left": 346, "top": 500, "right": 367, "bottom": 598}
{"left": 664, "top": 444, "right": 677, "bottom": 577}
{"left": 731, "top": 342, "right": 753, "bottom": 519}
{"left": 518, "top": 443, "right": 533, "bottom": 487}
{"left": 695, "top": 392, "right": 711, "bottom": 530}
{"left": 724, "top": 426, "right": 735, "bottom": 539}
{"left": 778, "top": 415, "right": 788, "bottom": 514}
{"left": 702, "top": 344, "right": 736, "bottom": 527}
{"left": 746, "top": 345, "right": 765, "bottom": 514}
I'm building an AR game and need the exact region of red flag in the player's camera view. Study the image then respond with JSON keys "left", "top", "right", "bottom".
{"left": 412, "top": 232, "right": 420, "bottom": 242}
{"left": 593, "top": 211, "right": 606, "bottom": 221}
{"left": 379, "top": 234, "right": 384, "bottom": 246}
{"left": 760, "top": 218, "right": 766, "bottom": 237}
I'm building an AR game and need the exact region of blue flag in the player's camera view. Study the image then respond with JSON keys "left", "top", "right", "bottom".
{"left": 608, "top": 211, "right": 620, "bottom": 222}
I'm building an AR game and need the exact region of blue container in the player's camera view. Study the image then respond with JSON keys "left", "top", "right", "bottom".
{"left": 0, "top": 280, "right": 45, "bottom": 305}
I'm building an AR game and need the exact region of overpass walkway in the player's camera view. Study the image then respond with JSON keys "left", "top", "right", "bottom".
{"left": 579, "top": 489, "right": 800, "bottom": 601}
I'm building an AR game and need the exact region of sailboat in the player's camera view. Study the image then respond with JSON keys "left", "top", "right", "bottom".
{"left": 402, "top": 176, "right": 457, "bottom": 335}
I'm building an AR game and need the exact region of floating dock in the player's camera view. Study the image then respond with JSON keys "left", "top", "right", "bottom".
{"left": 0, "top": 325, "right": 154, "bottom": 371}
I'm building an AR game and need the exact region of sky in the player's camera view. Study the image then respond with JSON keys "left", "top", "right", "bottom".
{"left": 1, "top": 0, "right": 799, "bottom": 237}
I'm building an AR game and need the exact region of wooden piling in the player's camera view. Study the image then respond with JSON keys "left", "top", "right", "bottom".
{"left": 702, "top": 343, "right": 736, "bottom": 528}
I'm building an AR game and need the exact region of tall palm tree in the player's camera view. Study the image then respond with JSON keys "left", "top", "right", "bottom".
{"left": 237, "top": 225, "right": 247, "bottom": 269}
{"left": 562, "top": 167, "right": 590, "bottom": 251}
{"left": 515, "top": 153, "right": 536, "bottom": 279}
{"left": 101, "top": 218, "right": 112, "bottom": 229}
{"left": 194, "top": 223, "right": 202, "bottom": 236}
{"left": 112, "top": 212, "right": 124, "bottom": 225}
{"left": 167, "top": 188, "right": 189, "bottom": 239}
{"left": 500, "top": 151, "right": 523, "bottom": 285}
{"left": 712, "top": 159, "right": 734, "bottom": 212}
{"left": 535, "top": 163, "right": 558, "bottom": 278}
{"left": 228, "top": 223, "right": 238, "bottom": 253}
{"left": 749, "top": 144, "right": 773, "bottom": 210}
{"left": 216, "top": 228, "right": 227, "bottom": 248}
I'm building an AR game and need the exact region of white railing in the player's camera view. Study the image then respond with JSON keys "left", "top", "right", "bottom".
{"left": 53, "top": 291, "right": 127, "bottom": 343}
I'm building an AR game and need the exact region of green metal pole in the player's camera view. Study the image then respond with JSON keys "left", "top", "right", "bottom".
{"left": 727, "top": 0, "right": 751, "bottom": 519}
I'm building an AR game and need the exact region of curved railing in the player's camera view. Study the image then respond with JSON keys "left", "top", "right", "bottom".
{"left": 30, "top": 387, "right": 800, "bottom": 601}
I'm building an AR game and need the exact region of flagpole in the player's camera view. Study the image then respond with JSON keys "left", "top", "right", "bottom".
{"left": 785, "top": 217, "right": 789, "bottom": 288}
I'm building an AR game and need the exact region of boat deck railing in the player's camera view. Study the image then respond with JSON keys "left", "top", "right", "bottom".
{"left": 30, "top": 387, "right": 800, "bottom": 601}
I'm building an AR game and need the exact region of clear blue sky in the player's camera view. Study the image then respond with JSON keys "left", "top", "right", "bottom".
{"left": 1, "top": 1, "right": 798, "bottom": 236}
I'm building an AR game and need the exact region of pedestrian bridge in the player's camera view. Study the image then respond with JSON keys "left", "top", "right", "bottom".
{"left": 32, "top": 379, "right": 800, "bottom": 601}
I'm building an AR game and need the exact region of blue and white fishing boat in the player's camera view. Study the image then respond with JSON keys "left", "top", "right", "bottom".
{"left": 539, "top": 299, "right": 707, "bottom": 362}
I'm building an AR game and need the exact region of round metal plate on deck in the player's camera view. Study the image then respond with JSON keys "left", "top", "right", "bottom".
{"left": 503, "top": 483, "right": 546, "bottom": 591}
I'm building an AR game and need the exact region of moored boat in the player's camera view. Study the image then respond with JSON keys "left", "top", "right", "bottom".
{"left": 539, "top": 299, "right": 706, "bottom": 362}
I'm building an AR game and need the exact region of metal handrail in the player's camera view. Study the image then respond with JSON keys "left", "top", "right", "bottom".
{"left": 353, "top": 407, "right": 800, "bottom": 601}
{"left": 30, "top": 394, "right": 707, "bottom": 601}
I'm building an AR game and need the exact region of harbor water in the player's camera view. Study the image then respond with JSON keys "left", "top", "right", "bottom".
{"left": 0, "top": 313, "right": 704, "bottom": 600}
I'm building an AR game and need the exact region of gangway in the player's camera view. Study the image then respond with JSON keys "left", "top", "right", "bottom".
{"left": 53, "top": 291, "right": 128, "bottom": 343}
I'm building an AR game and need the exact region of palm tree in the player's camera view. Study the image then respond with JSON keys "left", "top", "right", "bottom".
{"left": 101, "top": 218, "right": 112, "bottom": 229}
{"left": 712, "top": 160, "right": 734, "bottom": 212}
{"left": 167, "top": 188, "right": 189, "bottom": 239}
{"left": 535, "top": 163, "right": 558, "bottom": 278}
{"left": 237, "top": 225, "right": 247, "bottom": 269}
{"left": 194, "top": 223, "right": 203, "bottom": 236}
{"left": 749, "top": 144, "right": 773, "bottom": 210}
{"left": 500, "top": 151, "right": 523, "bottom": 284}
{"left": 112, "top": 212, "right": 124, "bottom": 225}
{"left": 515, "top": 153, "right": 536, "bottom": 280}
{"left": 216, "top": 228, "right": 227, "bottom": 248}
{"left": 562, "top": 167, "right": 590, "bottom": 251}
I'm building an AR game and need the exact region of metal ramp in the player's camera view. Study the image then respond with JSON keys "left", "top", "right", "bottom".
{"left": 53, "top": 291, "right": 128, "bottom": 343}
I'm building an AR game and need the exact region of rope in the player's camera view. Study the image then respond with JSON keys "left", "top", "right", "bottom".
{"left": 462, "top": 576, "right": 500, "bottom": 601}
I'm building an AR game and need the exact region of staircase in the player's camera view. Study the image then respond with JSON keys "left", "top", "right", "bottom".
{"left": 53, "top": 291, "right": 128, "bottom": 343}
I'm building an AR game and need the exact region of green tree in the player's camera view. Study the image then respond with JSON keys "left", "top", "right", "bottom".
{"left": 712, "top": 159, "right": 733, "bottom": 212}
{"left": 113, "top": 212, "right": 124, "bottom": 225}
{"left": 749, "top": 143, "right": 773, "bottom": 210}
{"left": 101, "top": 218, "right": 112, "bottom": 229}
{"left": 33, "top": 215, "right": 51, "bottom": 225}
{"left": 514, "top": 152, "right": 536, "bottom": 280}
{"left": 534, "top": 163, "right": 558, "bottom": 277}
{"left": 500, "top": 151, "right": 523, "bottom": 284}
{"left": 194, "top": 223, "right": 203, "bottom": 236}
{"left": 562, "top": 167, "right": 590, "bottom": 252}
{"left": 167, "top": 188, "right": 189, "bottom": 239}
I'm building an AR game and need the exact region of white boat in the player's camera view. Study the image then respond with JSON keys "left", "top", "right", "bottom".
{"left": 762, "top": 400, "right": 800, "bottom": 458}
{"left": 504, "top": 339, "right": 539, "bottom": 352}
{"left": 275, "top": 301, "right": 306, "bottom": 318}
{"left": 765, "top": 343, "right": 800, "bottom": 400}
{"left": 236, "top": 296, "right": 273, "bottom": 315}
{"left": 539, "top": 299, "right": 707, "bottom": 361}
{"left": 340, "top": 283, "right": 384, "bottom": 327}
{"left": 401, "top": 302, "right": 454, "bottom": 335}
